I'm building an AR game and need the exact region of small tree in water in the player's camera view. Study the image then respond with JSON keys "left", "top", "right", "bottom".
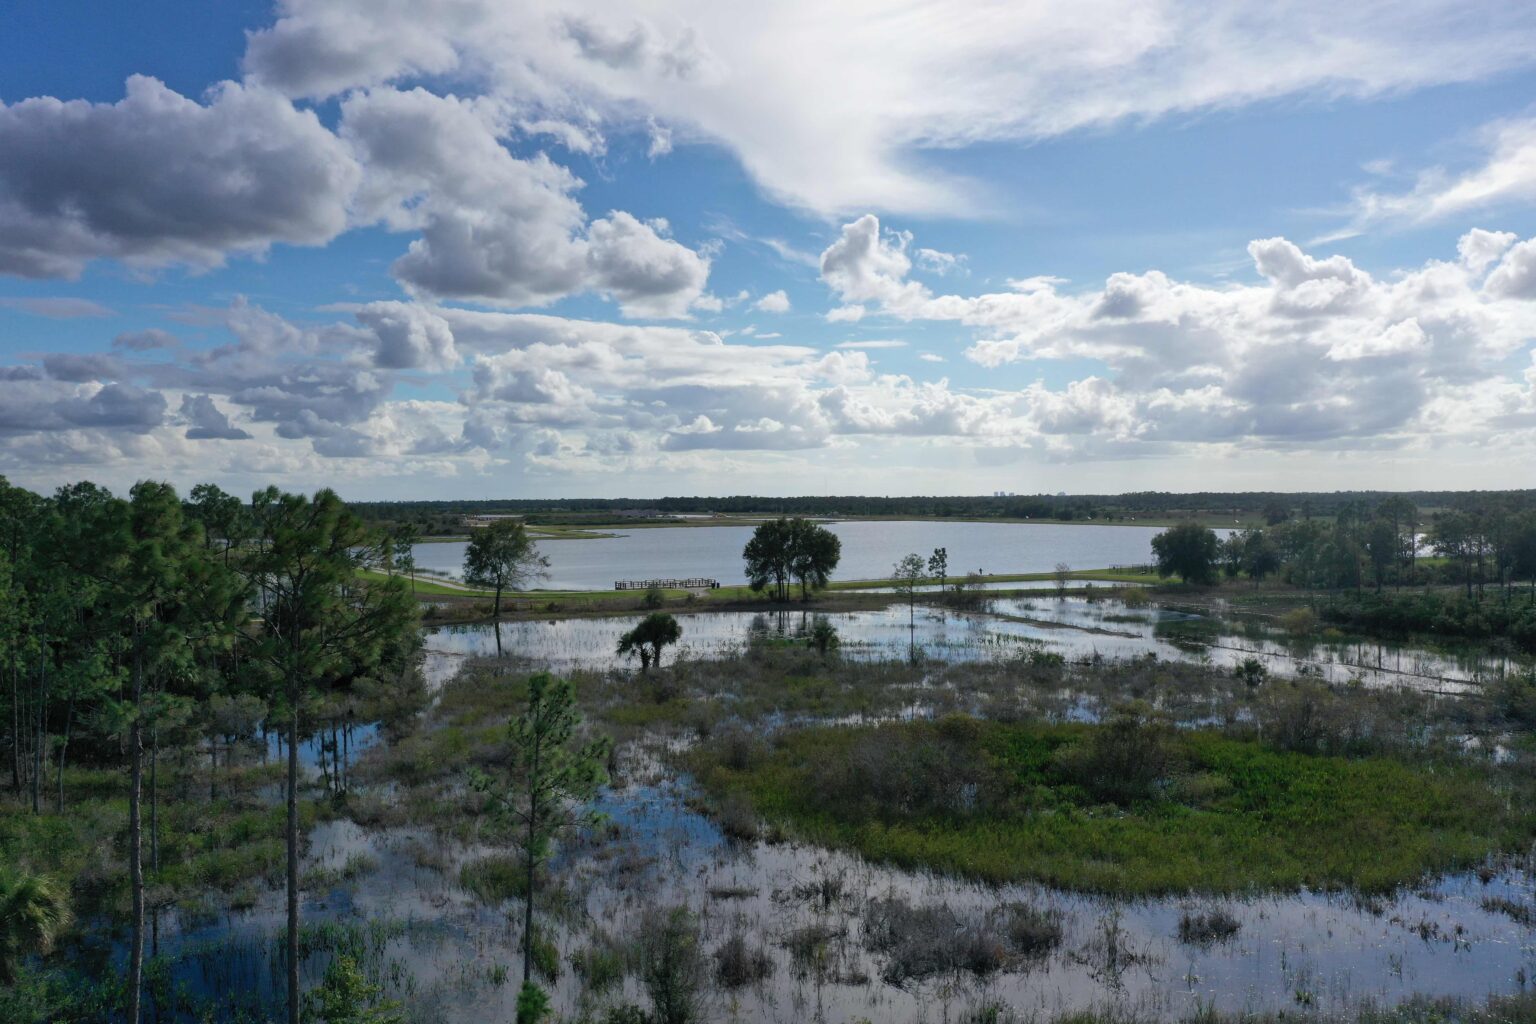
{"left": 469, "top": 674, "right": 610, "bottom": 986}
{"left": 303, "top": 954, "right": 403, "bottom": 1024}
{"left": 891, "top": 553, "right": 926, "bottom": 659}
{"left": 617, "top": 612, "right": 682, "bottom": 671}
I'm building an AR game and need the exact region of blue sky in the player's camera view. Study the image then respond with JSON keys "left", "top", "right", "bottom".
{"left": 3, "top": 1, "right": 1536, "bottom": 499}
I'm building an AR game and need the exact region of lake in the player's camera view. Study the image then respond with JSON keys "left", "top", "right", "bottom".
{"left": 411, "top": 520, "right": 1206, "bottom": 590}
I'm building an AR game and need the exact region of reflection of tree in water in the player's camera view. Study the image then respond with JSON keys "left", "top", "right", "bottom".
{"left": 747, "top": 609, "right": 838, "bottom": 651}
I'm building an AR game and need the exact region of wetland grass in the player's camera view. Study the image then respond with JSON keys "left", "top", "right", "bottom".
{"left": 688, "top": 714, "right": 1536, "bottom": 894}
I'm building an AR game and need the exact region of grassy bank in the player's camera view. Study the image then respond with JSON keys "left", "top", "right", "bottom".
{"left": 690, "top": 715, "right": 1535, "bottom": 894}
{"left": 374, "top": 567, "right": 1158, "bottom": 618}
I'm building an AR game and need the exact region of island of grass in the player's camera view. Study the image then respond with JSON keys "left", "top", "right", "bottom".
{"left": 690, "top": 713, "right": 1535, "bottom": 894}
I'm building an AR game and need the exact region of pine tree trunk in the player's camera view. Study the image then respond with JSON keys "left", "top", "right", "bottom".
{"left": 10, "top": 651, "right": 20, "bottom": 796}
{"left": 31, "top": 657, "right": 45, "bottom": 814}
{"left": 129, "top": 648, "right": 145, "bottom": 1024}
{"left": 524, "top": 817, "right": 536, "bottom": 984}
{"left": 286, "top": 694, "right": 300, "bottom": 1024}
{"left": 150, "top": 726, "right": 160, "bottom": 873}
{"left": 56, "top": 698, "right": 72, "bottom": 813}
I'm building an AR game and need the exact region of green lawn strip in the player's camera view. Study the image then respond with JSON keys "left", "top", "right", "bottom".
{"left": 367, "top": 566, "right": 1153, "bottom": 605}
{"left": 694, "top": 720, "right": 1528, "bottom": 895}
{"left": 357, "top": 568, "right": 494, "bottom": 596}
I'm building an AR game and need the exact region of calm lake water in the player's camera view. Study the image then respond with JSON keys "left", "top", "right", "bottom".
{"left": 425, "top": 596, "right": 1518, "bottom": 692}
{"left": 412, "top": 520, "right": 1208, "bottom": 590}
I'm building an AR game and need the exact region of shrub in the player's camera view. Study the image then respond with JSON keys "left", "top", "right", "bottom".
{"left": 1177, "top": 907, "right": 1241, "bottom": 945}
{"left": 714, "top": 933, "right": 773, "bottom": 988}
{"left": 809, "top": 619, "right": 840, "bottom": 655}
{"left": 1234, "top": 657, "right": 1267, "bottom": 686}
{"left": 636, "top": 907, "right": 705, "bottom": 1024}
{"left": 600, "top": 1008, "right": 649, "bottom": 1024}
{"left": 996, "top": 902, "right": 1064, "bottom": 957}
{"left": 714, "top": 792, "right": 760, "bottom": 842}
{"left": 570, "top": 936, "right": 625, "bottom": 992}
{"left": 1279, "top": 607, "right": 1317, "bottom": 635}
{"left": 515, "top": 981, "right": 549, "bottom": 1024}
{"left": 1050, "top": 707, "right": 1175, "bottom": 805}
{"left": 1491, "top": 671, "right": 1536, "bottom": 728}
{"left": 863, "top": 896, "right": 1061, "bottom": 984}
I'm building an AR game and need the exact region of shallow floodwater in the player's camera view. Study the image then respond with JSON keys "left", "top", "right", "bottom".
{"left": 144, "top": 708, "right": 1536, "bottom": 1024}
{"left": 116, "top": 629, "right": 1533, "bottom": 1023}
{"left": 427, "top": 596, "right": 1519, "bottom": 692}
{"left": 411, "top": 520, "right": 1211, "bottom": 589}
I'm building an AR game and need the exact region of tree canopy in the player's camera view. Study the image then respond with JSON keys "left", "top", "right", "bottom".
{"left": 1151, "top": 522, "right": 1222, "bottom": 585}
{"left": 617, "top": 613, "right": 683, "bottom": 671}
{"left": 464, "top": 520, "right": 550, "bottom": 618}
{"left": 743, "top": 518, "right": 841, "bottom": 601}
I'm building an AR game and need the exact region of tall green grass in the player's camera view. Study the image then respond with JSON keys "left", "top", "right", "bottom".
{"left": 693, "top": 717, "right": 1536, "bottom": 894}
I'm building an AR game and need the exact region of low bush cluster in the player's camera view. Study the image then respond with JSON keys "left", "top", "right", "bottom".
{"left": 1321, "top": 592, "right": 1536, "bottom": 651}
{"left": 692, "top": 714, "right": 1535, "bottom": 893}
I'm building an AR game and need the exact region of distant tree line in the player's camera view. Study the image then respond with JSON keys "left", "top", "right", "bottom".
{"left": 348, "top": 490, "right": 1536, "bottom": 536}
{"left": 1149, "top": 497, "right": 1536, "bottom": 648}
{"left": 0, "top": 476, "right": 418, "bottom": 1024}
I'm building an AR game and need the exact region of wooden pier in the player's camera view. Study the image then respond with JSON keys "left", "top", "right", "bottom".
{"left": 615, "top": 578, "right": 720, "bottom": 590}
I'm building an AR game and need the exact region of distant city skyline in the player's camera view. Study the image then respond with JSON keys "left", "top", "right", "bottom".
{"left": 4, "top": 1, "right": 1536, "bottom": 499}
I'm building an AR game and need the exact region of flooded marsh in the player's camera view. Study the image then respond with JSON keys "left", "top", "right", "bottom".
{"left": 34, "top": 596, "right": 1536, "bottom": 1023}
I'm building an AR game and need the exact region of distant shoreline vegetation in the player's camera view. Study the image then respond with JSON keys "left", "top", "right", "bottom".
{"left": 348, "top": 490, "right": 1536, "bottom": 538}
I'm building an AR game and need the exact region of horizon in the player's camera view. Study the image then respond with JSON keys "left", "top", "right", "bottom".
{"left": 4, "top": 2, "right": 1536, "bottom": 498}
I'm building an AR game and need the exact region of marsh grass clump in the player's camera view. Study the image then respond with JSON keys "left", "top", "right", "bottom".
{"left": 706, "top": 884, "right": 756, "bottom": 901}
{"left": 1480, "top": 896, "right": 1536, "bottom": 927}
{"left": 1072, "top": 910, "right": 1154, "bottom": 985}
{"left": 863, "top": 897, "right": 970, "bottom": 983}
{"left": 458, "top": 854, "right": 529, "bottom": 905}
{"left": 1177, "top": 907, "right": 1242, "bottom": 946}
{"left": 713, "top": 932, "right": 773, "bottom": 989}
{"left": 711, "top": 792, "right": 761, "bottom": 842}
{"left": 690, "top": 713, "right": 1536, "bottom": 894}
{"left": 862, "top": 896, "right": 1063, "bottom": 985}
{"left": 996, "top": 902, "right": 1065, "bottom": 957}
{"left": 787, "top": 868, "right": 848, "bottom": 911}
{"left": 780, "top": 923, "right": 847, "bottom": 980}
{"left": 569, "top": 932, "right": 626, "bottom": 993}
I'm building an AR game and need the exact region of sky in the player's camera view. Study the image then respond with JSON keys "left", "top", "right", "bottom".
{"left": 4, "top": 2, "right": 1536, "bottom": 500}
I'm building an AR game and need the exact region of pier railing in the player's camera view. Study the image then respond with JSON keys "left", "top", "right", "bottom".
{"left": 615, "top": 578, "right": 720, "bottom": 590}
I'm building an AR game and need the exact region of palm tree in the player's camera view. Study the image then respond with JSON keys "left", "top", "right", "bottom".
{"left": 0, "top": 869, "right": 71, "bottom": 984}
{"left": 617, "top": 613, "right": 683, "bottom": 671}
